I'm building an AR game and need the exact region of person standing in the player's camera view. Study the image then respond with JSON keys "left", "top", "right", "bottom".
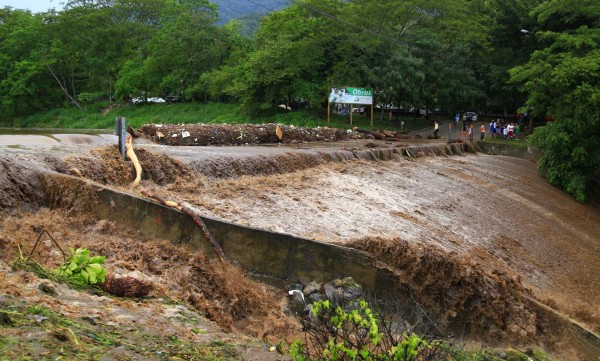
{"left": 468, "top": 123, "right": 473, "bottom": 142}
{"left": 434, "top": 120, "right": 439, "bottom": 137}
{"left": 495, "top": 120, "right": 501, "bottom": 138}
{"left": 480, "top": 122, "right": 486, "bottom": 140}
{"left": 489, "top": 120, "right": 495, "bottom": 139}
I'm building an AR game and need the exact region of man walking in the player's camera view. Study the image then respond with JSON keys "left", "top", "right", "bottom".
{"left": 434, "top": 120, "right": 439, "bottom": 138}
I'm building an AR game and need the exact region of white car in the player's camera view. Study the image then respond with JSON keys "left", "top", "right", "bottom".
{"left": 131, "top": 96, "right": 166, "bottom": 104}
{"left": 462, "top": 112, "right": 478, "bottom": 122}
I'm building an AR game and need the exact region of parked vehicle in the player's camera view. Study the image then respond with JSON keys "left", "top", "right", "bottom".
{"left": 462, "top": 112, "right": 477, "bottom": 122}
{"left": 165, "top": 95, "right": 181, "bottom": 103}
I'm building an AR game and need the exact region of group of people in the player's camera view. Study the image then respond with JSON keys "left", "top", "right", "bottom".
{"left": 488, "top": 119, "right": 522, "bottom": 140}
{"left": 439, "top": 118, "right": 522, "bottom": 142}
{"left": 433, "top": 114, "right": 526, "bottom": 142}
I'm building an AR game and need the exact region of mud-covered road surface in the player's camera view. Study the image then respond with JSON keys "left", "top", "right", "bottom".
{"left": 1, "top": 125, "right": 599, "bottom": 360}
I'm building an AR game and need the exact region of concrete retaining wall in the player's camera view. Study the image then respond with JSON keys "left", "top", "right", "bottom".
{"left": 38, "top": 158, "right": 599, "bottom": 359}
{"left": 41, "top": 173, "right": 382, "bottom": 290}
{"left": 476, "top": 141, "right": 542, "bottom": 160}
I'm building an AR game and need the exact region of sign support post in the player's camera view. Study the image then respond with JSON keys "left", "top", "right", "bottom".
{"left": 115, "top": 117, "right": 126, "bottom": 160}
{"left": 327, "top": 98, "right": 330, "bottom": 126}
{"left": 328, "top": 87, "right": 373, "bottom": 128}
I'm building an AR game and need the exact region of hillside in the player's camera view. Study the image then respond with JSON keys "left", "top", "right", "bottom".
{"left": 211, "top": 0, "right": 287, "bottom": 24}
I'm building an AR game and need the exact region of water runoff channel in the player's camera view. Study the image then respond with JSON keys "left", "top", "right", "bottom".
{"left": 1, "top": 127, "right": 599, "bottom": 360}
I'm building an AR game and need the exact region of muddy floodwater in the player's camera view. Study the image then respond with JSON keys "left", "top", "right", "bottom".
{"left": 168, "top": 151, "right": 600, "bottom": 333}
{"left": 1, "top": 131, "right": 599, "bottom": 360}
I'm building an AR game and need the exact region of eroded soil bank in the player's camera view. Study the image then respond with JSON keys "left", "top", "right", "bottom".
{"left": 1, "top": 130, "right": 599, "bottom": 360}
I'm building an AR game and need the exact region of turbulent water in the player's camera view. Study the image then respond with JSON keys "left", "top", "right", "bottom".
{"left": 1, "top": 136, "right": 599, "bottom": 359}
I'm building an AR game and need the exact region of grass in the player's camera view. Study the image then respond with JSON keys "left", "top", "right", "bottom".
{"left": 0, "top": 300, "right": 240, "bottom": 361}
{"left": 481, "top": 136, "right": 530, "bottom": 148}
{"left": 1, "top": 101, "right": 434, "bottom": 132}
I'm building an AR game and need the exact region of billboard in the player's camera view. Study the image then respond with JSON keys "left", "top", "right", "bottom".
{"left": 329, "top": 87, "right": 373, "bottom": 105}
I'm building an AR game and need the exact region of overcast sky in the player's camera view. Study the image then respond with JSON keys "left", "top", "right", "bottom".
{"left": 0, "top": 0, "right": 63, "bottom": 13}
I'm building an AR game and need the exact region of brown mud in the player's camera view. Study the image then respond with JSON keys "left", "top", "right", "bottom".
{"left": 1, "top": 126, "right": 599, "bottom": 360}
{"left": 0, "top": 210, "right": 298, "bottom": 359}
{"left": 346, "top": 237, "right": 535, "bottom": 342}
{"left": 139, "top": 123, "right": 366, "bottom": 146}
{"left": 0, "top": 155, "right": 45, "bottom": 213}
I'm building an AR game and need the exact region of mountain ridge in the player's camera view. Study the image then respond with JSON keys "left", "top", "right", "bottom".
{"left": 211, "top": 0, "right": 287, "bottom": 24}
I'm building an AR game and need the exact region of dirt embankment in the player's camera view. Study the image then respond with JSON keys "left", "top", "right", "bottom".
{"left": 139, "top": 123, "right": 366, "bottom": 146}
{"left": 0, "top": 209, "right": 299, "bottom": 359}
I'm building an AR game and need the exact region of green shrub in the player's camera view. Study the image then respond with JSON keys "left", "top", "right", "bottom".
{"left": 53, "top": 247, "right": 106, "bottom": 286}
{"left": 291, "top": 299, "right": 437, "bottom": 361}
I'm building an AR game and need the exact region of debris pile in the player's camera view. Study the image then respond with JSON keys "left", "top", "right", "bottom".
{"left": 287, "top": 277, "right": 364, "bottom": 316}
{"left": 139, "top": 123, "right": 365, "bottom": 145}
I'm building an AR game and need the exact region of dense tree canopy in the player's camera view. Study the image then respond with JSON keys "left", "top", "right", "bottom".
{"left": 1, "top": 0, "right": 519, "bottom": 117}
{"left": 510, "top": 0, "right": 600, "bottom": 201}
{"left": 1, "top": 0, "right": 598, "bottom": 200}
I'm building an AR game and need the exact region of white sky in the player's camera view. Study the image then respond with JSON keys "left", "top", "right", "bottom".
{"left": 0, "top": 0, "right": 64, "bottom": 13}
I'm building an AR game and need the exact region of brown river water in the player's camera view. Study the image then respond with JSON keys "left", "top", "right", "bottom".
{"left": 1, "top": 131, "right": 599, "bottom": 360}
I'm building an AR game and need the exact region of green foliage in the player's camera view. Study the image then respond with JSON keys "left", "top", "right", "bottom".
{"left": 510, "top": 0, "right": 600, "bottom": 202}
{"left": 211, "top": 0, "right": 286, "bottom": 25}
{"left": 1, "top": 0, "right": 528, "bottom": 122}
{"left": 293, "top": 299, "right": 434, "bottom": 360}
{"left": 1, "top": 299, "right": 240, "bottom": 360}
{"left": 26, "top": 304, "right": 51, "bottom": 316}
{"left": 3, "top": 102, "right": 421, "bottom": 132}
{"left": 53, "top": 247, "right": 106, "bottom": 286}
{"left": 290, "top": 298, "right": 554, "bottom": 360}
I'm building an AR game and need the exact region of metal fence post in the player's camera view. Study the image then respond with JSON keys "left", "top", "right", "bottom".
{"left": 115, "top": 117, "right": 127, "bottom": 160}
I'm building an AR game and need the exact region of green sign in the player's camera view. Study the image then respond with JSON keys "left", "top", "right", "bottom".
{"left": 346, "top": 87, "right": 373, "bottom": 96}
{"left": 329, "top": 87, "right": 373, "bottom": 105}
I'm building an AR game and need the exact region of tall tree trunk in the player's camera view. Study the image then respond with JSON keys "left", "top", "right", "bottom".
{"left": 47, "top": 66, "right": 81, "bottom": 109}
{"left": 70, "top": 69, "right": 77, "bottom": 105}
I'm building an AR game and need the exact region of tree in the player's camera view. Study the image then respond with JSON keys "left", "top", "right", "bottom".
{"left": 0, "top": 8, "right": 61, "bottom": 118}
{"left": 510, "top": 0, "right": 600, "bottom": 202}
{"left": 114, "top": 0, "right": 231, "bottom": 101}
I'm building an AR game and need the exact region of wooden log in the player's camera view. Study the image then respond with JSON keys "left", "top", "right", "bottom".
{"left": 354, "top": 128, "right": 385, "bottom": 140}
{"left": 139, "top": 189, "right": 225, "bottom": 261}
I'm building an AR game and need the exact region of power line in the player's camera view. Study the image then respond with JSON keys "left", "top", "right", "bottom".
{"left": 242, "top": 0, "right": 493, "bottom": 65}
{"left": 238, "top": 0, "right": 408, "bottom": 57}
{"left": 241, "top": 0, "right": 502, "bottom": 66}
{"left": 291, "top": 0, "right": 440, "bottom": 56}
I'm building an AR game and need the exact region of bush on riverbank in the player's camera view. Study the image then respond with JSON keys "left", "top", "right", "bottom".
{"left": 1, "top": 101, "right": 430, "bottom": 132}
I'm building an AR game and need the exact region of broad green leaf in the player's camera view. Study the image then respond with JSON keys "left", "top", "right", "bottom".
{"left": 89, "top": 255, "right": 106, "bottom": 264}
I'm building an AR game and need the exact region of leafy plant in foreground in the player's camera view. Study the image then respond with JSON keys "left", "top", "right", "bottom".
{"left": 53, "top": 247, "right": 106, "bottom": 286}
{"left": 290, "top": 299, "right": 437, "bottom": 360}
